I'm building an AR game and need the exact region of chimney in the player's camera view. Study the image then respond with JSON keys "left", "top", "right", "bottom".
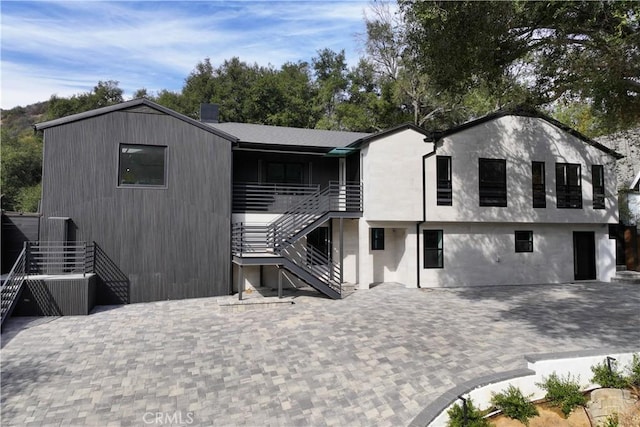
{"left": 200, "top": 103, "right": 219, "bottom": 123}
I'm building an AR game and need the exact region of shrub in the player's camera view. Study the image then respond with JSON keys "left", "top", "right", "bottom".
{"left": 536, "top": 372, "right": 587, "bottom": 417}
{"left": 626, "top": 353, "right": 640, "bottom": 397}
{"left": 603, "top": 413, "right": 619, "bottom": 427}
{"left": 591, "top": 358, "right": 628, "bottom": 388}
{"left": 490, "top": 385, "right": 539, "bottom": 426}
{"left": 446, "top": 397, "right": 491, "bottom": 427}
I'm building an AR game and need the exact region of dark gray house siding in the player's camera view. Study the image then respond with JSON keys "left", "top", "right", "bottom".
{"left": 39, "top": 107, "right": 233, "bottom": 303}
{"left": 1, "top": 213, "right": 40, "bottom": 273}
{"left": 233, "top": 151, "right": 339, "bottom": 187}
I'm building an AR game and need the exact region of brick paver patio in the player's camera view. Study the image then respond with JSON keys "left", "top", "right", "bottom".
{"left": 1, "top": 282, "right": 639, "bottom": 426}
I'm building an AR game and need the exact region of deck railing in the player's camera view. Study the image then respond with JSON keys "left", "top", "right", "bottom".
{"left": 25, "top": 241, "right": 95, "bottom": 276}
{"left": 233, "top": 182, "right": 320, "bottom": 212}
{"left": 231, "top": 224, "right": 272, "bottom": 254}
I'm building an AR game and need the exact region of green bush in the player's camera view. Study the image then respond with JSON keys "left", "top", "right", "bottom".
{"left": 490, "top": 385, "right": 539, "bottom": 426}
{"left": 446, "top": 397, "right": 491, "bottom": 427}
{"left": 626, "top": 353, "right": 640, "bottom": 397}
{"left": 626, "top": 354, "right": 640, "bottom": 388}
{"left": 603, "top": 413, "right": 619, "bottom": 427}
{"left": 591, "top": 358, "right": 628, "bottom": 388}
{"left": 536, "top": 372, "right": 587, "bottom": 417}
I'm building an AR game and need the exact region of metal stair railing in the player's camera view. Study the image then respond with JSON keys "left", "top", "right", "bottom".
{"left": 1, "top": 247, "right": 27, "bottom": 327}
{"left": 281, "top": 243, "right": 342, "bottom": 294}
{"left": 268, "top": 181, "right": 362, "bottom": 250}
{"left": 1, "top": 241, "right": 95, "bottom": 327}
{"left": 231, "top": 223, "right": 272, "bottom": 255}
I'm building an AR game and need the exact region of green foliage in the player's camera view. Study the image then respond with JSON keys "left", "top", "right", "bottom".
{"left": 591, "top": 358, "right": 628, "bottom": 388}
{"left": 603, "top": 413, "right": 620, "bottom": 427}
{"left": 625, "top": 354, "right": 640, "bottom": 397}
{"left": 400, "top": 0, "right": 640, "bottom": 131}
{"left": 1, "top": 129, "right": 43, "bottom": 212}
{"left": 15, "top": 183, "right": 42, "bottom": 213}
{"left": 446, "top": 398, "right": 491, "bottom": 427}
{"left": 490, "top": 385, "right": 539, "bottom": 426}
{"left": 537, "top": 373, "right": 587, "bottom": 417}
{"left": 46, "top": 80, "right": 123, "bottom": 120}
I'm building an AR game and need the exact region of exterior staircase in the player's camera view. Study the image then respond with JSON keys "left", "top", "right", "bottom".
{"left": 1, "top": 247, "right": 27, "bottom": 328}
{"left": 232, "top": 181, "right": 361, "bottom": 299}
{"left": 611, "top": 269, "right": 640, "bottom": 284}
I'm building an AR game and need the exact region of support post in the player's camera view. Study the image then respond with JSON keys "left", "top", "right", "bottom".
{"left": 339, "top": 217, "right": 344, "bottom": 284}
{"left": 238, "top": 265, "right": 244, "bottom": 301}
{"left": 83, "top": 241, "right": 87, "bottom": 277}
{"left": 278, "top": 268, "right": 283, "bottom": 299}
{"left": 23, "top": 241, "right": 29, "bottom": 275}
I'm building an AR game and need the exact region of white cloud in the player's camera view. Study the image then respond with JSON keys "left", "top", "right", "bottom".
{"left": 1, "top": 0, "right": 379, "bottom": 109}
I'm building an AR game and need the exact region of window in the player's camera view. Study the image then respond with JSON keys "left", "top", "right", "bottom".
{"left": 515, "top": 231, "right": 533, "bottom": 252}
{"left": 479, "top": 158, "right": 507, "bottom": 207}
{"left": 424, "top": 230, "right": 443, "bottom": 268}
{"left": 436, "top": 156, "right": 452, "bottom": 206}
{"left": 118, "top": 144, "right": 166, "bottom": 187}
{"left": 265, "top": 162, "right": 304, "bottom": 184}
{"left": 556, "top": 163, "right": 582, "bottom": 208}
{"left": 371, "top": 228, "right": 385, "bottom": 250}
{"left": 592, "top": 165, "right": 605, "bottom": 209}
{"left": 532, "top": 162, "right": 546, "bottom": 208}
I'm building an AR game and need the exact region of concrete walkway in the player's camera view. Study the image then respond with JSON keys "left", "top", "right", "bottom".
{"left": 1, "top": 282, "right": 639, "bottom": 426}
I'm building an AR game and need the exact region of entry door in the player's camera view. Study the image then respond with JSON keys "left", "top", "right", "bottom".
{"left": 307, "top": 227, "right": 330, "bottom": 265}
{"left": 573, "top": 231, "right": 596, "bottom": 280}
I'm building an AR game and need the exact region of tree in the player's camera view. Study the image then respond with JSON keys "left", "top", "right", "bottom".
{"left": 400, "top": 0, "right": 640, "bottom": 130}
{"left": 46, "top": 80, "right": 124, "bottom": 120}
{"left": 1, "top": 128, "right": 43, "bottom": 212}
{"left": 312, "top": 48, "right": 349, "bottom": 129}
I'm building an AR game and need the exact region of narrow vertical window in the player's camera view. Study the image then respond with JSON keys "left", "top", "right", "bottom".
{"left": 436, "top": 156, "right": 452, "bottom": 206}
{"left": 371, "top": 228, "right": 385, "bottom": 250}
{"left": 515, "top": 231, "right": 533, "bottom": 252}
{"left": 592, "top": 165, "right": 605, "bottom": 209}
{"left": 532, "top": 161, "right": 546, "bottom": 208}
{"left": 479, "top": 158, "right": 507, "bottom": 207}
{"left": 556, "top": 163, "right": 582, "bottom": 208}
{"left": 424, "top": 230, "right": 443, "bottom": 268}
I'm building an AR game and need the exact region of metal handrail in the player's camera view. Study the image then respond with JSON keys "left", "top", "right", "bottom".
{"left": 1, "top": 247, "right": 27, "bottom": 325}
{"left": 25, "top": 241, "right": 95, "bottom": 276}
{"left": 268, "top": 181, "right": 362, "bottom": 250}
{"left": 232, "top": 223, "right": 272, "bottom": 254}
{"left": 281, "top": 243, "right": 342, "bottom": 294}
{"left": 233, "top": 182, "right": 321, "bottom": 212}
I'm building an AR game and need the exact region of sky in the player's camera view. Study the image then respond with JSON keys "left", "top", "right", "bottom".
{"left": 1, "top": 0, "right": 381, "bottom": 109}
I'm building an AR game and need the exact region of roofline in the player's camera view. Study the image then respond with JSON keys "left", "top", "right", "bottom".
{"left": 33, "top": 98, "right": 239, "bottom": 143}
{"left": 427, "top": 105, "right": 624, "bottom": 159}
{"left": 348, "top": 122, "right": 430, "bottom": 148}
{"left": 234, "top": 142, "right": 336, "bottom": 154}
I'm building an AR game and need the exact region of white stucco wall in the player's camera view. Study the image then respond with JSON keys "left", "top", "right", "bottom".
{"left": 425, "top": 116, "right": 619, "bottom": 224}
{"left": 331, "top": 218, "right": 359, "bottom": 284}
{"left": 357, "top": 220, "right": 418, "bottom": 289}
{"left": 361, "top": 128, "right": 434, "bottom": 221}
{"left": 418, "top": 222, "right": 616, "bottom": 287}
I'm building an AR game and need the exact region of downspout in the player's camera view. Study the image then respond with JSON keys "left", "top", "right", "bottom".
{"left": 416, "top": 135, "right": 439, "bottom": 288}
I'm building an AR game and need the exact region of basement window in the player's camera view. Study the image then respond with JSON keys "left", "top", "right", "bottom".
{"left": 119, "top": 144, "right": 167, "bottom": 187}
{"left": 371, "top": 228, "right": 385, "bottom": 250}
{"left": 515, "top": 231, "right": 533, "bottom": 253}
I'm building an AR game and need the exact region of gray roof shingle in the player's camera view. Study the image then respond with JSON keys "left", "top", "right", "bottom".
{"left": 207, "top": 122, "right": 370, "bottom": 148}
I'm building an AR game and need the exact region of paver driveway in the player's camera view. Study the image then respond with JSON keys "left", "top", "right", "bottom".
{"left": 1, "top": 282, "right": 639, "bottom": 426}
